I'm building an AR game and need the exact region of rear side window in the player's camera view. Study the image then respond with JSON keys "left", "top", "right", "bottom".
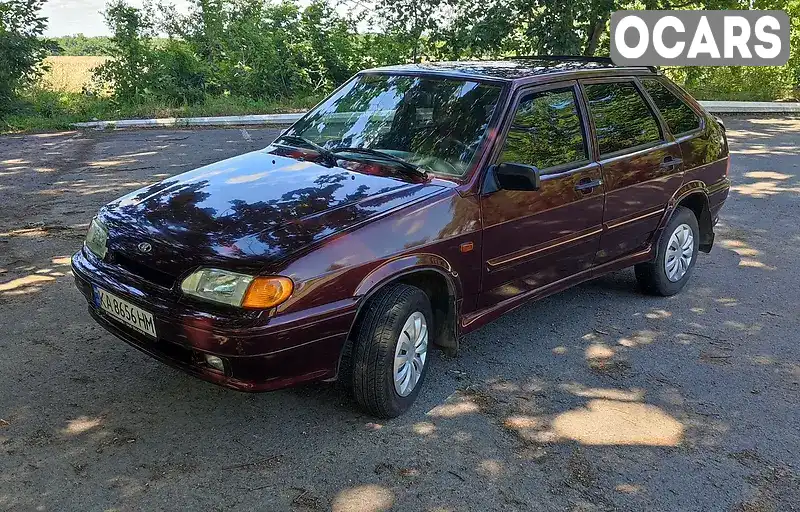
{"left": 498, "top": 87, "right": 588, "bottom": 171}
{"left": 641, "top": 79, "right": 701, "bottom": 135}
{"left": 583, "top": 81, "right": 662, "bottom": 156}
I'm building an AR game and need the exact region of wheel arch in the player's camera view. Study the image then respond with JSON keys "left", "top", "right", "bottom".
{"left": 349, "top": 255, "right": 462, "bottom": 357}
{"left": 658, "top": 182, "right": 714, "bottom": 254}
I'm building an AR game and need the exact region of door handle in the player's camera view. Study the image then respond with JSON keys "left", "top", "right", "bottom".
{"left": 660, "top": 156, "right": 683, "bottom": 170}
{"left": 575, "top": 178, "right": 603, "bottom": 193}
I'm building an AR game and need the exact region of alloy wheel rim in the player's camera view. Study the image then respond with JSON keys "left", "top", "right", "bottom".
{"left": 665, "top": 223, "right": 694, "bottom": 282}
{"left": 393, "top": 311, "right": 428, "bottom": 397}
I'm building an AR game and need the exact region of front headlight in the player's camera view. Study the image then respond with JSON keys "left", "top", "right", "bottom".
{"left": 180, "top": 269, "right": 293, "bottom": 309}
{"left": 85, "top": 217, "right": 108, "bottom": 259}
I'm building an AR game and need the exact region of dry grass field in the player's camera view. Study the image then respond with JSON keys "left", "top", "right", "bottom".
{"left": 39, "top": 56, "right": 109, "bottom": 93}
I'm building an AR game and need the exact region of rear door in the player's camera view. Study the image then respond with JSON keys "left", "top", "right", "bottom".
{"left": 639, "top": 77, "right": 730, "bottom": 227}
{"left": 639, "top": 77, "right": 713, "bottom": 173}
{"left": 579, "top": 78, "right": 684, "bottom": 264}
{"left": 478, "top": 81, "right": 605, "bottom": 308}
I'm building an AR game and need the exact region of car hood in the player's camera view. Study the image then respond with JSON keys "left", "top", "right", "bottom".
{"left": 100, "top": 147, "right": 445, "bottom": 277}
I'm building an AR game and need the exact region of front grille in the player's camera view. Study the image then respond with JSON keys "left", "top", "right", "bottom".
{"left": 112, "top": 252, "right": 177, "bottom": 289}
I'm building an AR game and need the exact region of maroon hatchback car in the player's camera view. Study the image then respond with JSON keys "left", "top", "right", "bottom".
{"left": 73, "top": 58, "right": 730, "bottom": 417}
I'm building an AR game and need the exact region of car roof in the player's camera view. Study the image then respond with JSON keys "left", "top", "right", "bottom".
{"left": 364, "top": 57, "right": 658, "bottom": 83}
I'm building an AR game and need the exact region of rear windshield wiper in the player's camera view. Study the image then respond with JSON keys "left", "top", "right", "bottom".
{"left": 330, "top": 147, "right": 428, "bottom": 179}
{"left": 274, "top": 134, "right": 338, "bottom": 166}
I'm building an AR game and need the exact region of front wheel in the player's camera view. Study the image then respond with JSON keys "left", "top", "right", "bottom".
{"left": 351, "top": 284, "right": 432, "bottom": 418}
{"left": 635, "top": 206, "right": 699, "bottom": 296}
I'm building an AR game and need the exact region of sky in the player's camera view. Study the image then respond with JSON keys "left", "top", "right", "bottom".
{"left": 41, "top": 0, "right": 190, "bottom": 37}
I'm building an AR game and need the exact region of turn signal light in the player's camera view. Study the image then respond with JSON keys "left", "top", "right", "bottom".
{"left": 242, "top": 276, "right": 293, "bottom": 309}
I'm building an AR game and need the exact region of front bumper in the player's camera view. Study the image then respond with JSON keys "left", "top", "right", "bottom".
{"left": 72, "top": 249, "right": 355, "bottom": 392}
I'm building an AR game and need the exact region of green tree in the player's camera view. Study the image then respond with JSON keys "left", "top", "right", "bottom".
{"left": 159, "top": 0, "right": 365, "bottom": 98}
{"left": 0, "top": 0, "right": 49, "bottom": 110}
{"left": 788, "top": 0, "right": 800, "bottom": 89}
{"left": 93, "top": 0, "right": 160, "bottom": 102}
{"left": 379, "top": 0, "right": 444, "bottom": 62}
{"left": 300, "top": 1, "right": 361, "bottom": 86}
{"left": 432, "top": 0, "right": 765, "bottom": 58}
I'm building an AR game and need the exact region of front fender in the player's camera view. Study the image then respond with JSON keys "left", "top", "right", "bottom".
{"left": 353, "top": 254, "right": 463, "bottom": 354}
{"left": 354, "top": 253, "right": 462, "bottom": 300}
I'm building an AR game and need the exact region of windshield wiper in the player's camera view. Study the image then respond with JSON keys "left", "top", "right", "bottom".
{"left": 274, "top": 134, "right": 338, "bottom": 167}
{"left": 274, "top": 137, "right": 429, "bottom": 179}
{"left": 330, "top": 147, "right": 428, "bottom": 179}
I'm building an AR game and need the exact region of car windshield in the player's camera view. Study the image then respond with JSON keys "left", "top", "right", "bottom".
{"left": 283, "top": 74, "right": 503, "bottom": 177}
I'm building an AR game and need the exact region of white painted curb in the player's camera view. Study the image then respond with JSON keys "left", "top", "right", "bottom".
{"left": 73, "top": 113, "right": 305, "bottom": 130}
{"left": 700, "top": 101, "right": 800, "bottom": 114}
{"left": 72, "top": 101, "right": 800, "bottom": 130}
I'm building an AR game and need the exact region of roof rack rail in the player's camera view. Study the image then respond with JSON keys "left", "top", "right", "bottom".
{"left": 507, "top": 55, "right": 613, "bottom": 63}
{"left": 505, "top": 55, "right": 659, "bottom": 73}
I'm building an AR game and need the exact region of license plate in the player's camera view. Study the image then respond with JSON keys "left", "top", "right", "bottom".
{"left": 94, "top": 287, "right": 157, "bottom": 338}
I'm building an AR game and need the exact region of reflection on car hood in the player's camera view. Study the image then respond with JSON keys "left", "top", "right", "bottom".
{"left": 100, "top": 148, "right": 444, "bottom": 276}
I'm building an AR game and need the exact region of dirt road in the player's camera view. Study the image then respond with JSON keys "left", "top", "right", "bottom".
{"left": 1, "top": 119, "right": 798, "bottom": 511}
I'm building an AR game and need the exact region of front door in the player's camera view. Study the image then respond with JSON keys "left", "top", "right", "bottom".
{"left": 579, "top": 79, "right": 685, "bottom": 264}
{"left": 478, "top": 82, "right": 605, "bottom": 309}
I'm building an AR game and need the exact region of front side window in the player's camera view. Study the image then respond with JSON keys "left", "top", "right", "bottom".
{"left": 583, "top": 81, "right": 662, "bottom": 156}
{"left": 498, "top": 87, "right": 588, "bottom": 170}
{"left": 286, "top": 74, "right": 503, "bottom": 176}
{"left": 641, "top": 79, "right": 701, "bottom": 136}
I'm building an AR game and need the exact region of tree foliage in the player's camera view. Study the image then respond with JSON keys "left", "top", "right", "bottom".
{"left": 7, "top": 0, "right": 800, "bottom": 115}
{"left": 0, "top": 0, "right": 49, "bottom": 109}
{"left": 93, "top": 0, "right": 162, "bottom": 102}
{"left": 49, "top": 35, "right": 115, "bottom": 56}
{"left": 412, "top": 0, "right": 782, "bottom": 58}
{"left": 94, "top": 0, "right": 395, "bottom": 105}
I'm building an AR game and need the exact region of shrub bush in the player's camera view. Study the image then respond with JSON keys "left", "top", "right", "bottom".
{"left": 94, "top": 0, "right": 382, "bottom": 107}
{"left": 664, "top": 66, "right": 797, "bottom": 102}
{"left": 0, "top": 0, "right": 49, "bottom": 111}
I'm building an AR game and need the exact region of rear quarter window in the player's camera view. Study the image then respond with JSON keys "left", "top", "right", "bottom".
{"left": 641, "top": 79, "right": 702, "bottom": 136}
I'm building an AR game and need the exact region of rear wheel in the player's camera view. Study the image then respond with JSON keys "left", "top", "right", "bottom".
{"left": 635, "top": 206, "right": 699, "bottom": 296}
{"left": 350, "top": 284, "right": 432, "bottom": 418}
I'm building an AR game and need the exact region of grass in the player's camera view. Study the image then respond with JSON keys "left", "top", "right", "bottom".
{"left": 682, "top": 87, "right": 800, "bottom": 102}
{"left": 0, "top": 55, "right": 322, "bottom": 133}
{"left": 663, "top": 66, "right": 800, "bottom": 102}
{"left": 0, "top": 89, "right": 323, "bottom": 133}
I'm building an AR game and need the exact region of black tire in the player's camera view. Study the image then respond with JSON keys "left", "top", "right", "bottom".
{"left": 350, "top": 283, "right": 433, "bottom": 418}
{"left": 635, "top": 206, "right": 700, "bottom": 296}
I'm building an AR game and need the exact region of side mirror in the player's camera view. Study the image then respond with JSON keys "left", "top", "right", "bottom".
{"left": 492, "top": 162, "right": 541, "bottom": 191}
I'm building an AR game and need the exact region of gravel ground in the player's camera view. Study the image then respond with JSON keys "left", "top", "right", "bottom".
{"left": 1, "top": 119, "right": 798, "bottom": 512}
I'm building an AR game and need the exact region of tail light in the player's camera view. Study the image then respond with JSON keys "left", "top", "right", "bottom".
{"left": 715, "top": 116, "right": 730, "bottom": 176}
